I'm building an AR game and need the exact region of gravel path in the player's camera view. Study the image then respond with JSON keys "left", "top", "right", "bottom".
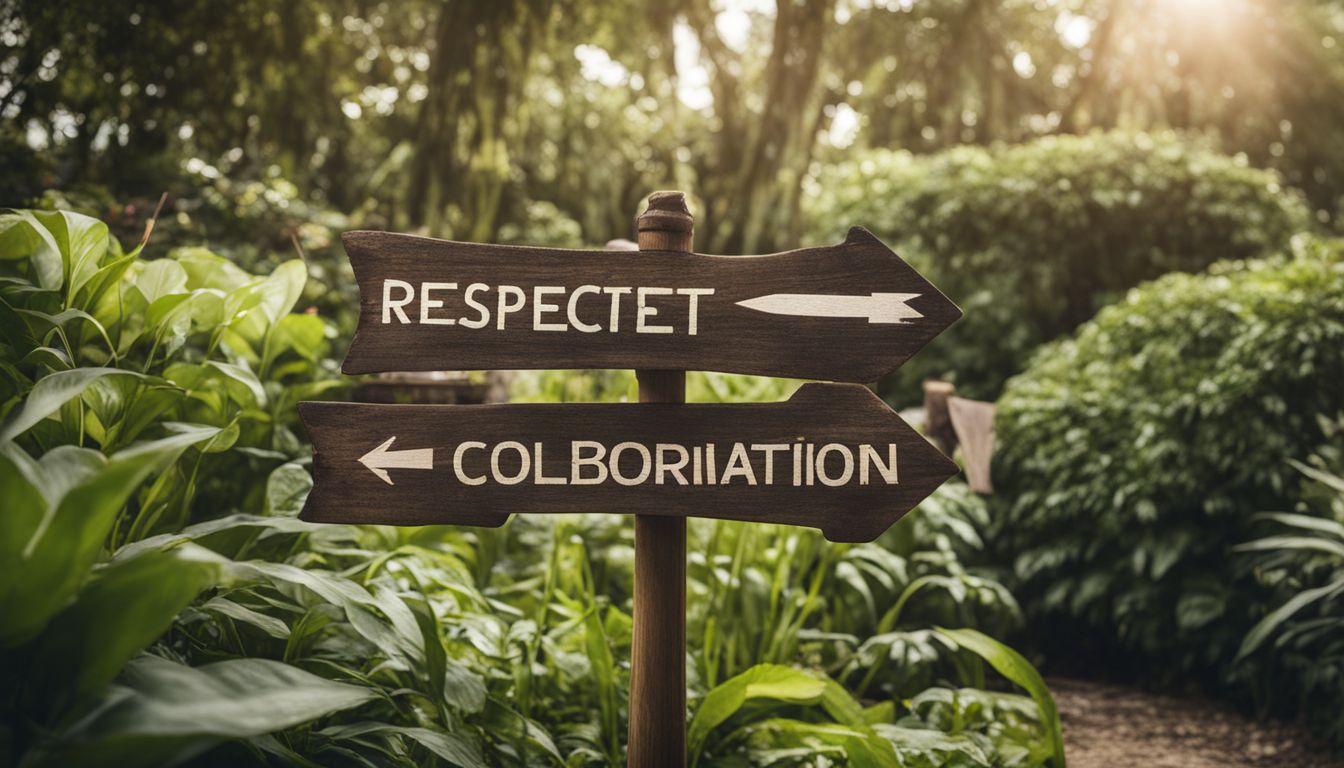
{"left": 1050, "top": 677, "right": 1343, "bottom": 768}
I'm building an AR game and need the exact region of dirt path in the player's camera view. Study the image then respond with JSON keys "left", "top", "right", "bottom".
{"left": 1050, "top": 677, "right": 1343, "bottom": 768}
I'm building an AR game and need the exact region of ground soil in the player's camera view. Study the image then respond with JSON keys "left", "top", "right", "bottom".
{"left": 1051, "top": 677, "right": 1344, "bottom": 768}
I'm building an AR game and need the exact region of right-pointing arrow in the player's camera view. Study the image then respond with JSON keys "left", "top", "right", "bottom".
{"left": 358, "top": 436, "right": 435, "bottom": 485}
{"left": 736, "top": 292, "right": 924, "bottom": 324}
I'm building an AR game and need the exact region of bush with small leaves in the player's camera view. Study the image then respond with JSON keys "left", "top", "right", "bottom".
{"left": 807, "top": 131, "right": 1312, "bottom": 404}
{"left": 991, "top": 237, "right": 1344, "bottom": 687}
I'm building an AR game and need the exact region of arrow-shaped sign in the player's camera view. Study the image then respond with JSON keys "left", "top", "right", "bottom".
{"left": 358, "top": 436, "right": 435, "bottom": 485}
{"left": 300, "top": 383, "right": 958, "bottom": 543}
{"left": 736, "top": 292, "right": 923, "bottom": 324}
{"left": 339, "top": 227, "right": 959, "bottom": 382}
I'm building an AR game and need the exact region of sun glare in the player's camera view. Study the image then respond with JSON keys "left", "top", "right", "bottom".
{"left": 1159, "top": 0, "right": 1229, "bottom": 19}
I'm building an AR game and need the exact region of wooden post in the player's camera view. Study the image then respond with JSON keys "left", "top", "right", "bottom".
{"left": 629, "top": 191, "right": 691, "bottom": 766}
{"left": 922, "top": 380, "right": 958, "bottom": 457}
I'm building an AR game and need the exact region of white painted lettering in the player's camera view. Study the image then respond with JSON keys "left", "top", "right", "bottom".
{"left": 637, "top": 287, "right": 674, "bottom": 334}
{"left": 533, "top": 286, "right": 567, "bottom": 332}
{"left": 419, "top": 282, "right": 457, "bottom": 325}
{"left": 460, "top": 282, "right": 490, "bottom": 328}
{"left": 656, "top": 443, "right": 690, "bottom": 485}
{"left": 816, "top": 443, "right": 854, "bottom": 487}
{"left": 453, "top": 441, "right": 487, "bottom": 486}
{"left": 751, "top": 444, "right": 789, "bottom": 485}
{"left": 721, "top": 443, "right": 757, "bottom": 485}
{"left": 568, "top": 285, "right": 602, "bottom": 333}
{"left": 496, "top": 286, "right": 526, "bottom": 330}
{"left": 610, "top": 442, "right": 651, "bottom": 486}
{"left": 677, "top": 288, "right": 714, "bottom": 335}
{"left": 860, "top": 444, "right": 898, "bottom": 485}
{"left": 491, "top": 441, "right": 530, "bottom": 485}
{"left": 533, "top": 442, "right": 567, "bottom": 484}
{"left": 571, "top": 441, "right": 608, "bottom": 485}
{"left": 604, "top": 287, "right": 631, "bottom": 332}
{"left": 382, "top": 279, "right": 414, "bottom": 324}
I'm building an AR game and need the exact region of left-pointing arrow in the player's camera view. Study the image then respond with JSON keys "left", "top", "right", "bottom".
{"left": 358, "top": 436, "right": 434, "bottom": 485}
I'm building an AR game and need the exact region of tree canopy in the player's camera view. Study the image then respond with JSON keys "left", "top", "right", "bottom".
{"left": 4, "top": 0, "right": 1343, "bottom": 251}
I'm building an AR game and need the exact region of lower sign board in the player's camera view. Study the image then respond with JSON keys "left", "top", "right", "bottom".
{"left": 300, "top": 383, "right": 958, "bottom": 543}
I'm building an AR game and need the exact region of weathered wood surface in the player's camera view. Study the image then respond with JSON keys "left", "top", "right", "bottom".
{"left": 299, "top": 383, "right": 959, "bottom": 543}
{"left": 629, "top": 192, "right": 689, "bottom": 768}
{"left": 949, "top": 395, "right": 996, "bottom": 494}
{"left": 352, "top": 371, "right": 491, "bottom": 405}
{"left": 339, "top": 227, "right": 960, "bottom": 382}
{"left": 922, "top": 379, "right": 958, "bottom": 456}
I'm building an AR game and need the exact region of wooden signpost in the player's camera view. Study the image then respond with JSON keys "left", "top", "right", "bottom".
{"left": 298, "top": 191, "right": 961, "bottom": 766}
{"left": 300, "top": 383, "right": 957, "bottom": 543}
{"left": 339, "top": 223, "right": 959, "bottom": 382}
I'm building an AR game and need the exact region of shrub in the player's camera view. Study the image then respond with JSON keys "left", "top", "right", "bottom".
{"left": 807, "top": 131, "right": 1312, "bottom": 403}
{"left": 989, "top": 237, "right": 1344, "bottom": 685}
{"left": 1233, "top": 416, "right": 1344, "bottom": 747}
{"left": 0, "top": 207, "right": 341, "bottom": 755}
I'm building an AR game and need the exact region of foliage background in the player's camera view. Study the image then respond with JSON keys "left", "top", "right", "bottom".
{"left": 5, "top": 0, "right": 1344, "bottom": 764}
{"left": 991, "top": 237, "right": 1344, "bottom": 683}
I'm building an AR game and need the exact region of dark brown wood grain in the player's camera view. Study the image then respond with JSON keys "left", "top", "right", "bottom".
{"left": 338, "top": 227, "right": 960, "bottom": 382}
{"left": 298, "top": 383, "right": 959, "bottom": 543}
{"left": 629, "top": 192, "right": 690, "bottom": 768}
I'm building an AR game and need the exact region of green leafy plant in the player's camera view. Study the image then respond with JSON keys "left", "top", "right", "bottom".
{"left": 1233, "top": 417, "right": 1344, "bottom": 746}
{"left": 2, "top": 208, "right": 1057, "bottom": 766}
{"left": 0, "top": 208, "right": 342, "bottom": 758}
{"left": 806, "top": 131, "right": 1312, "bottom": 403}
{"left": 933, "top": 628, "right": 1064, "bottom": 768}
{"left": 991, "top": 237, "right": 1344, "bottom": 689}
{"left": 686, "top": 630, "right": 1062, "bottom": 767}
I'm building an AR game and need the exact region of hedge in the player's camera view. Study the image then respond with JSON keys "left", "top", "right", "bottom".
{"left": 807, "top": 131, "right": 1312, "bottom": 403}
{"left": 989, "top": 236, "right": 1344, "bottom": 684}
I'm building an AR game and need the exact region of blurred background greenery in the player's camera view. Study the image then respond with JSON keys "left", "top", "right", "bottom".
{"left": 3, "top": 0, "right": 1344, "bottom": 765}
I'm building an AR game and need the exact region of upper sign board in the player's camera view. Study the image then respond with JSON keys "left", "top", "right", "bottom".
{"left": 299, "top": 383, "right": 958, "bottom": 543}
{"left": 340, "top": 227, "right": 960, "bottom": 382}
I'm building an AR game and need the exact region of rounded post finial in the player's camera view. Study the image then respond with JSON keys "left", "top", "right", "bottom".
{"left": 636, "top": 191, "right": 693, "bottom": 250}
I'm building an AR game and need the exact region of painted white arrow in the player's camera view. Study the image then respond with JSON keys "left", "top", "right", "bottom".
{"left": 735, "top": 292, "right": 923, "bottom": 324}
{"left": 358, "top": 436, "right": 434, "bottom": 485}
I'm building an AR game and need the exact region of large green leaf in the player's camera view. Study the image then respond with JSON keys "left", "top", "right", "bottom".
{"left": 111, "top": 513, "right": 314, "bottom": 561}
{"left": 34, "top": 210, "right": 110, "bottom": 304}
{"left": 1233, "top": 535, "right": 1344, "bottom": 559}
{"left": 736, "top": 719, "right": 902, "bottom": 768}
{"left": 132, "top": 259, "right": 189, "bottom": 304}
{"left": 318, "top": 722, "right": 484, "bottom": 766}
{"left": 1, "top": 425, "right": 220, "bottom": 645}
{"left": 1249, "top": 511, "right": 1344, "bottom": 541}
{"left": 2, "top": 209, "right": 64, "bottom": 289}
{"left": 261, "top": 311, "right": 326, "bottom": 376}
{"left": 240, "top": 561, "right": 426, "bottom": 669}
{"left": 934, "top": 627, "right": 1065, "bottom": 767}
{"left": 688, "top": 664, "right": 828, "bottom": 762}
{"left": 82, "top": 376, "right": 183, "bottom": 452}
{"left": 149, "top": 289, "right": 225, "bottom": 363}
{"left": 873, "top": 724, "right": 996, "bottom": 768}
{"left": 256, "top": 259, "right": 307, "bottom": 323}
{"left": 78, "top": 252, "right": 137, "bottom": 320}
{"left": 173, "top": 247, "right": 252, "bottom": 292}
{"left": 264, "top": 461, "right": 313, "bottom": 517}
{"left": 35, "top": 655, "right": 378, "bottom": 768}
{"left": 24, "top": 543, "right": 234, "bottom": 720}
{"left": 0, "top": 367, "right": 144, "bottom": 442}
{"left": 0, "top": 210, "right": 39, "bottom": 261}
{"left": 1235, "top": 576, "right": 1344, "bottom": 663}
{"left": 0, "top": 442, "right": 47, "bottom": 607}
